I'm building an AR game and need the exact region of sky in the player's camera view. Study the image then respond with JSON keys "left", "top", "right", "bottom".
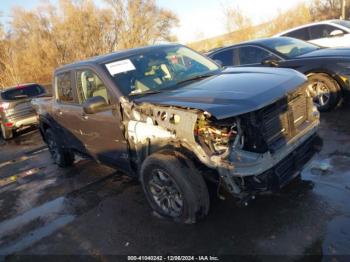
{"left": 0, "top": 0, "right": 307, "bottom": 43}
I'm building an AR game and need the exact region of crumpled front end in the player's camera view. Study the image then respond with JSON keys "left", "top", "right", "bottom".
{"left": 122, "top": 83, "right": 321, "bottom": 199}
{"left": 194, "top": 83, "right": 321, "bottom": 197}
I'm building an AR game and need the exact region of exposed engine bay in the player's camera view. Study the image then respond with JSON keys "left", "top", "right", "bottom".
{"left": 195, "top": 114, "right": 240, "bottom": 155}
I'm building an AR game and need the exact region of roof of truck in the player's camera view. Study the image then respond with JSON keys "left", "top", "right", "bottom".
{"left": 56, "top": 43, "right": 181, "bottom": 72}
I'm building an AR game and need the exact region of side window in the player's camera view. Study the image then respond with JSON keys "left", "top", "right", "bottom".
{"left": 211, "top": 48, "right": 234, "bottom": 66}
{"left": 76, "top": 69, "right": 111, "bottom": 104}
{"left": 285, "top": 28, "right": 310, "bottom": 41}
{"left": 237, "top": 46, "right": 271, "bottom": 65}
{"left": 309, "top": 24, "right": 346, "bottom": 40}
{"left": 56, "top": 72, "right": 74, "bottom": 103}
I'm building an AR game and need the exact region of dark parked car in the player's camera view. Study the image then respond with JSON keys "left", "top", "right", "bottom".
{"left": 0, "top": 83, "right": 46, "bottom": 139}
{"left": 208, "top": 37, "right": 350, "bottom": 111}
{"left": 32, "top": 44, "right": 320, "bottom": 223}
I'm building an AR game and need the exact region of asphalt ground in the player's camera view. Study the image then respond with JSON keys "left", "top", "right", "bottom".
{"left": 0, "top": 105, "right": 350, "bottom": 261}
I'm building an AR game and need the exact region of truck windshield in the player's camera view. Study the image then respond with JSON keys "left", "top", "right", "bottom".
{"left": 104, "top": 46, "right": 220, "bottom": 97}
{"left": 1, "top": 84, "right": 45, "bottom": 101}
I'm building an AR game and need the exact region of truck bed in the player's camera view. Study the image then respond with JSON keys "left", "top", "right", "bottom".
{"left": 31, "top": 97, "right": 52, "bottom": 115}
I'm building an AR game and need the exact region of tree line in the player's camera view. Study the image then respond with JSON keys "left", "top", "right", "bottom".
{"left": 0, "top": 0, "right": 178, "bottom": 88}
{"left": 0, "top": 0, "right": 349, "bottom": 88}
{"left": 190, "top": 0, "right": 349, "bottom": 51}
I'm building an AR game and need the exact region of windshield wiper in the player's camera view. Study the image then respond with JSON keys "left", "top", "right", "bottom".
{"left": 129, "top": 89, "right": 163, "bottom": 97}
{"left": 129, "top": 72, "right": 217, "bottom": 97}
{"left": 176, "top": 73, "right": 215, "bottom": 86}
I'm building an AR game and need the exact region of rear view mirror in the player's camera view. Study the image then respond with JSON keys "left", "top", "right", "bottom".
{"left": 330, "top": 30, "right": 344, "bottom": 37}
{"left": 83, "top": 96, "right": 112, "bottom": 114}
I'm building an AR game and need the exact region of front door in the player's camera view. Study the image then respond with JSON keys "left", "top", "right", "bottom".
{"left": 73, "top": 68, "right": 130, "bottom": 172}
{"left": 309, "top": 24, "right": 348, "bottom": 48}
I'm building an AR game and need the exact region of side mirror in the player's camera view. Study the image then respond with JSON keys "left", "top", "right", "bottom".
{"left": 83, "top": 96, "right": 112, "bottom": 114}
{"left": 261, "top": 56, "right": 280, "bottom": 67}
{"left": 330, "top": 29, "right": 344, "bottom": 37}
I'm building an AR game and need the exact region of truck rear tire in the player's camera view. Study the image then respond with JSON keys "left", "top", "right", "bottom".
{"left": 140, "top": 151, "right": 210, "bottom": 224}
{"left": 45, "top": 129, "right": 74, "bottom": 167}
{"left": 1, "top": 123, "right": 13, "bottom": 140}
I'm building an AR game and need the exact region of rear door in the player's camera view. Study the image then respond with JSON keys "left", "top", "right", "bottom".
{"left": 284, "top": 27, "right": 311, "bottom": 41}
{"left": 234, "top": 46, "right": 279, "bottom": 66}
{"left": 52, "top": 71, "right": 87, "bottom": 153}
{"left": 210, "top": 46, "right": 279, "bottom": 67}
{"left": 210, "top": 48, "right": 235, "bottom": 66}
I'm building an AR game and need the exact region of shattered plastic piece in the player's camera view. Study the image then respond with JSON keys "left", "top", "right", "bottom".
{"left": 319, "top": 162, "right": 332, "bottom": 171}
{"left": 310, "top": 160, "right": 332, "bottom": 175}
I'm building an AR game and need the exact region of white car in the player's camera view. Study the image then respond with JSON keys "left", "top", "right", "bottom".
{"left": 275, "top": 20, "right": 350, "bottom": 48}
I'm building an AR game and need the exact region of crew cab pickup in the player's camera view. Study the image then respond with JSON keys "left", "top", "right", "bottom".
{"left": 32, "top": 44, "right": 321, "bottom": 223}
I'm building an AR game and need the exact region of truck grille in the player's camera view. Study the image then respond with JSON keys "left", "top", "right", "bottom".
{"left": 244, "top": 134, "right": 320, "bottom": 192}
{"left": 259, "top": 87, "right": 310, "bottom": 152}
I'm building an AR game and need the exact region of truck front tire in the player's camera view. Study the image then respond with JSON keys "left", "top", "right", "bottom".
{"left": 45, "top": 129, "right": 74, "bottom": 167}
{"left": 140, "top": 151, "right": 210, "bottom": 224}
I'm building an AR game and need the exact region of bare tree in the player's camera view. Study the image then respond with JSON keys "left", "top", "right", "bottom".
{"left": 0, "top": 19, "right": 5, "bottom": 88}
{"left": 104, "top": 0, "right": 179, "bottom": 49}
{"left": 265, "top": 3, "right": 312, "bottom": 36}
{"left": 222, "top": 4, "right": 255, "bottom": 42}
{"left": 0, "top": 0, "right": 179, "bottom": 87}
{"left": 310, "top": 0, "right": 350, "bottom": 20}
{"left": 0, "top": 20, "right": 22, "bottom": 88}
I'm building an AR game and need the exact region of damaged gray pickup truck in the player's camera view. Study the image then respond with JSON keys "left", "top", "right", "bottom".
{"left": 32, "top": 44, "right": 321, "bottom": 223}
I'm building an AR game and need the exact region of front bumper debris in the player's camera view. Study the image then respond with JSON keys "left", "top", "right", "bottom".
{"left": 218, "top": 125, "right": 321, "bottom": 197}
{"left": 242, "top": 134, "right": 322, "bottom": 193}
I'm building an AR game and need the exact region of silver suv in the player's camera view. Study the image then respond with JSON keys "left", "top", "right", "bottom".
{"left": 0, "top": 83, "right": 46, "bottom": 139}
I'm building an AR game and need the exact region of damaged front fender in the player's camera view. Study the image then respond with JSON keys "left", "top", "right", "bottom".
{"left": 120, "top": 90, "right": 320, "bottom": 200}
